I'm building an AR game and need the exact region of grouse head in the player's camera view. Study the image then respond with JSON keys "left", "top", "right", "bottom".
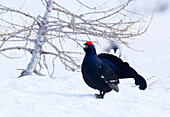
{"left": 83, "top": 41, "right": 96, "bottom": 55}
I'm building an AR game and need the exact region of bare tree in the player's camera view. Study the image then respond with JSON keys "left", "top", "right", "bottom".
{"left": 0, "top": 0, "right": 152, "bottom": 77}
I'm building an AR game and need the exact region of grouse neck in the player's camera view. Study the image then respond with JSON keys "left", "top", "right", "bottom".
{"left": 85, "top": 50, "right": 97, "bottom": 56}
{"left": 85, "top": 46, "right": 97, "bottom": 56}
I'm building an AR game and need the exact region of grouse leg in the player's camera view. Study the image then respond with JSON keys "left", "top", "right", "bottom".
{"left": 95, "top": 91, "right": 105, "bottom": 99}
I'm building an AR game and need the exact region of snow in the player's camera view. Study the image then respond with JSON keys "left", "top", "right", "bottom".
{"left": 1, "top": 73, "right": 169, "bottom": 117}
{"left": 0, "top": 0, "right": 170, "bottom": 117}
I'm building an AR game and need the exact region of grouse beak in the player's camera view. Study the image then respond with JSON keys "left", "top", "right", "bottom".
{"left": 83, "top": 43, "right": 88, "bottom": 49}
{"left": 84, "top": 45, "right": 88, "bottom": 49}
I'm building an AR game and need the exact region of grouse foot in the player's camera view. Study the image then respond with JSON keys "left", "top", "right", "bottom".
{"left": 95, "top": 94, "right": 104, "bottom": 99}
{"left": 95, "top": 91, "right": 106, "bottom": 99}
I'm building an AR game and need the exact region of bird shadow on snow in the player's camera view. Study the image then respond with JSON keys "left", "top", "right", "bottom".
{"left": 55, "top": 92, "right": 95, "bottom": 98}
{"left": 26, "top": 89, "right": 95, "bottom": 98}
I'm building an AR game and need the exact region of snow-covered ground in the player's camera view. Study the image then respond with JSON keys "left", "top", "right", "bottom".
{"left": 0, "top": 0, "right": 170, "bottom": 117}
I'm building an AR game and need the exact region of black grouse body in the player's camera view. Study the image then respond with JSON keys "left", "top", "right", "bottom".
{"left": 81, "top": 41, "right": 147, "bottom": 99}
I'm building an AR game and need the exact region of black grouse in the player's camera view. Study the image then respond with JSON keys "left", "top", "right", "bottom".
{"left": 81, "top": 41, "right": 147, "bottom": 99}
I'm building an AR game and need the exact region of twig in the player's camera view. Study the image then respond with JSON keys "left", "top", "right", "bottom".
{"left": 0, "top": 46, "right": 33, "bottom": 53}
{"left": 0, "top": 4, "right": 40, "bottom": 26}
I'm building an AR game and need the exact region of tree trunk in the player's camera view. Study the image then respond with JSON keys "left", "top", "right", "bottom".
{"left": 20, "top": 0, "right": 54, "bottom": 77}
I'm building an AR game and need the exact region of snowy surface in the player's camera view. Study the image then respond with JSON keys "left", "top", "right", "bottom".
{"left": 0, "top": 0, "right": 170, "bottom": 117}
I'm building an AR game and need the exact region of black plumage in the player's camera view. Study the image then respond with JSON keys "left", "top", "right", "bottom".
{"left": 81, "top": 41, "right": 147, "bottom": 99}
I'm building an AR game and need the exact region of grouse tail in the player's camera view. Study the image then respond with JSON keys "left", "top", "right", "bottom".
{"left": 118, "top": 62, "right": 147, "bottom": 90}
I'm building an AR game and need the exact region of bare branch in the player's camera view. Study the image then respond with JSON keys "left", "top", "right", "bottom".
{"left": 41, "top": 50, "right": 80, "bottom": 68}
{"left": 0, "top": 4, "right": 40, "bottom": 26}
{"left": 20, "top": 0, "right": 54, "bottom": 77}
{"left": 0, "top": 46, "right": 33, "bottom": 53}
{"left": 76, "top": 0, "right": 96, "bottom": 10}
{"left": 0, "top": 0, "right": 152, "bottom": 77}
